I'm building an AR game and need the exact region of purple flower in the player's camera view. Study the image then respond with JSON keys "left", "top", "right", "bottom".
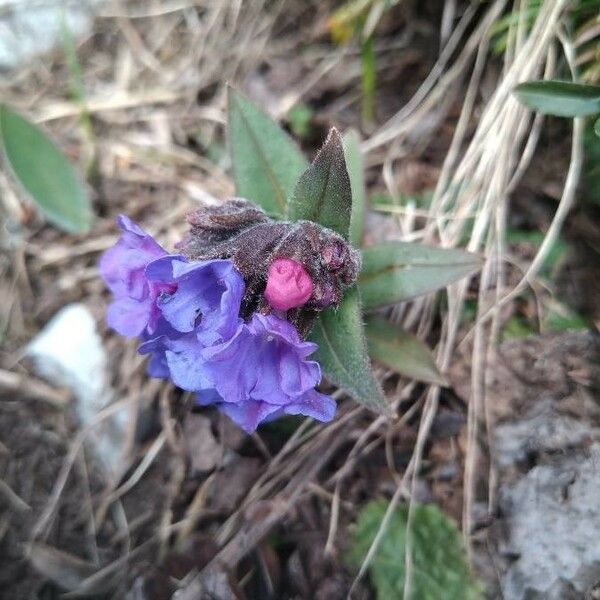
{"left": 102, "top": 214, "right": 337, "bottom": 434}
{"left": 145, "top": 256, "right": 244, "bottom": 344}
{"left": 196, "top": 314, "right": 336, "bottom": 433}
{"left": 99, "top": 215, "right": 172, "bottom": 337}
{"left": 139, "top": 256, "right": 245, "bottom": 389}
{"left": 199, "top": 388, "right": 335, "bottom": 434}
{"left": 138, "top": 319, "right": 183, "bottom": 379}
{"left": 142, "top": 331, "right": 211, "bottom": 391}
{"left": 141, "top": 303, "right": 336, "bottom": 433}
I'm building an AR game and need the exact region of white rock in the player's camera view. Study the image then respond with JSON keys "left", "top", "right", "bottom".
{"left": 27, "top": 304, "right": 107, "bottom": 413}
{"left": 27, "top": 303, "right": 126, "bottom": 475}
{"left": 501, "top": 444, "right": 600, "bottom": 599}
{"left": 0, "top": 0, "right": 100, "bottom": 71}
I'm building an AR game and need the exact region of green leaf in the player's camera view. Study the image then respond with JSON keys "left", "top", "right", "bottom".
{"left": 310, "top": 286, "right": 391, "bottom": 416}
{"left": 365, "top": 316, "right": 447, "bottom": 386}
{"left": 359, "top": 242, "right": 481, "bottom": 311}
{"left": 346, "top": 500, "right": 482, "bottom": 600}
{"left": 513, "top": 80, "right": 600, "bottom": 117}
{"left": 595, "top": 116, "right": 600, "bottom": 138}
{"left": 288, "top": 127, "right": 352, "bottom": 238}
{"left": 342, "top": 129, "right": 366, "bottom": 247}
{"left": 543, "top": 308, "right": 588, "bottom": 332}
{"left": 227, "top": 87, "right": 307, "bottom": 218}
{"left": 0, "top": 104, "right": 92, "bottom": 233}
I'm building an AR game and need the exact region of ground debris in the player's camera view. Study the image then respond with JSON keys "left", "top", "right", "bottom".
{"left": 482, "top": 331, "right": 600, "bottom": 600}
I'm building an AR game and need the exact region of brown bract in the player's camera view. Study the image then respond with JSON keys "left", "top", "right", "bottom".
{"left": 177, "top": 198, "right": 361, "bottom": 336}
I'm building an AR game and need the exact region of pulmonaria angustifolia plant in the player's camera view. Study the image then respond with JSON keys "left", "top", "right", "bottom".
{"left": 100, "top": 88, "right": 481, "bottom": 433}
{"left": 100, "top": 197, "right": 358, "bottom": 432}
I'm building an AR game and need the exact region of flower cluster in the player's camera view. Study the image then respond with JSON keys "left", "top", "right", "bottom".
{"left": 100, "top": 215, "right": 336, "bottom": 433}
{"left": 177, "top": 198, "right": 361, "bottom": 337}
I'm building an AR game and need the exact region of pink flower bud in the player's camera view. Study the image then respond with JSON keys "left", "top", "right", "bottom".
{"left": 264, "top": 258, "right": 313, "bottom": 311}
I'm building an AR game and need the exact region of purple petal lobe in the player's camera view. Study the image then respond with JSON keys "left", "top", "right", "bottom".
{"left": 218, "top": 399, "right": 282, "bottom": 434}
{"left": 99, "top": 216, "right": 168, "bottom": 337}
{"left": 147, "top": 257, "right": 244, "bottom": 342}
{"left": 282, "top": 389, "right": 336, "bottom": 422}
{"left": 195, "top": 313, "right": 336, "bottom": 431}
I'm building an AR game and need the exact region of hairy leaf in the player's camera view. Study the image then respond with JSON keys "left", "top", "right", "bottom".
{"left": 346, "top": 500, "right": 481, "bottom": 600}
{"left": 365, "top": 316, "right": 446, "bottom": 385}
{"left": 288, "top": 127, "right": 352, "bottom": 238}
{"left": 513, "top": 80, "right": 600, "bottom": 117}
{"left": 0, "top": 104, "right": 92, "bottom": 233}
{"left": 227, "top": 87, "right": 307, "bottom": 217}
{"left": 343, "top": 129, "right": 366, "bottom": 247}
{"left": 311, "top": 286, "right": 391, "bottom": 416}
{"left": 359, "top": 242, "right": 481, "bottom": 310}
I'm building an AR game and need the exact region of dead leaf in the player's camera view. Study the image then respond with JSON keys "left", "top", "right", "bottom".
{"left": 184, "top": 414, "right": 222, "bottom": 473}
{"left": 208, "top": 457, "right": 261, "bottom": 513}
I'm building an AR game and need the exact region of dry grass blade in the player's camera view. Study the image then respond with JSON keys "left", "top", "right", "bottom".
{"left": 28, "top": 542, "right": 97, "bottom": 592}
{"left": 0, "top": 478, "right": 31, "bottom": 513}
{"left": 95, "top": 431, "right": 166, "bottom": 526}
{"left": 0, "top": 368, "right": 71, "bottom": 407}
{"left": 366, "top": 0, "right": 578, "bottom": 573}
{"left": 175, "top": 421, "right": 352, "bottom": 599}
{"left": 30, "top": 397, "right": 137, "bottom": 541}
{"left": 362, "top": 0, "right": 506, "bottom": 156}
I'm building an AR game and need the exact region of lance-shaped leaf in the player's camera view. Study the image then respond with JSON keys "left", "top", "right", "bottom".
{"left": 343, "top": 129, "right": 366, "bottom": 247}
{"left": 365, "top": 316, "right": 447, "bottom": 386}
{"left": 310, "top": 286, "right": 391, "bottom": 416}
{"left": 513, "top": 80, "right": 600, "bottom": 117}
{"left": 228, "top": 87, "right": 307, "bottom": 217}
{"left": 0, "top": 104, "right": 92, "bottom": 233}
{"left": 359, "top": 242, "right": 481, "bottom": 311}
{"left": 288, "top": 127, "right": 352, "bottom": 238}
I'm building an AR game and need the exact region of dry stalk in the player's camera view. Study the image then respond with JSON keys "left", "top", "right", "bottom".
{"left": 174, "top": 420, "right": 352, "bottom": 600}
{"left": 30, "top": 396, "right": 138, "bottom": 541}
{"left": 352, "top": 0, "right": 580, "bottom": 591}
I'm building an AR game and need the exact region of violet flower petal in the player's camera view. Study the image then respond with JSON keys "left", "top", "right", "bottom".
{"left": 200, "top": 324, "right": 256, "bottom": 403}
{"left": 282, "top": 389, "right": 336, "bottom": 423}
{"left": 217, "top": 399, "right": 282, "bottom": 433}
{"left": 147, "top": 256, "right": 244, "bottom": 343}
{"left": 99, "top": 215, "right": 168, "bottom": 337}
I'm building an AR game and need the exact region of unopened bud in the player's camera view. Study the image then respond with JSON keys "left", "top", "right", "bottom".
{"left": 264, "top": 258, "right": 313, "bottom": 311}
{"left": 321, "top": 241, "right": 346, "bottom": 271}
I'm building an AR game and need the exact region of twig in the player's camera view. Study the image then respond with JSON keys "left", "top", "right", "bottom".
{"left": 95, "top": 432, "right": 167, "bottom": 526}
{"left": 0, "top": 478, "right": 31, "bottom": 513}
{"left": 0, "top": 368, "right": 71, "bottom": 408}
